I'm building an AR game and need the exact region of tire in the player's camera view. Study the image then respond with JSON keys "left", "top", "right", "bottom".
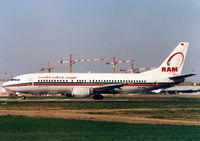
{"left": 93, "top": 94, "right": 104, "bottom": 100}
{"left": 21, "top": 96, "right": 26, "bottom": 100}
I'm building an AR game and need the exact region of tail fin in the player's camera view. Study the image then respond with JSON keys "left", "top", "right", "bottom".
{"left": 159, "top": 42, "right": 189, "bottom": 76}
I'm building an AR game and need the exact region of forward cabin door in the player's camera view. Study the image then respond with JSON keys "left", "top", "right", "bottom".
{"left": 28, "top": 75, "right": 34, "bottom": 86}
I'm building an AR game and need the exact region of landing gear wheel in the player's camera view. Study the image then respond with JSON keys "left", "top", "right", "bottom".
{"left": 21, "top": 96, "right": 26, "bottom": 100}
{"left": 93, "top": 94, "right": 104, "bottom": 100}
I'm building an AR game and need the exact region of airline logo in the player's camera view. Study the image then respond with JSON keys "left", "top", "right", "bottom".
{"left": 162, "top": 43, "right": 185, "bottom": 73}
{"left": 162, "top": 67, "right": 178, "bottom": 72}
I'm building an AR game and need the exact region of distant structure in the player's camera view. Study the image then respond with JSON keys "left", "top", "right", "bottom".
{"left": 41, "top": 61, "right": 68, "bottom": 73}
{"left": 0, "top": 78, "right": 10, "bottom": 96}
{"left": 177, "top": 81, "right": 193, "bottom": 86}
{"left": 59, "top": 54, "right": 104, "bottom": 73}
{"left": 106, "top": 56, "right": 134, "bottom": 73}
{"left": 161, "top": 85, "right": 200, "bottom": 94}
{"left": 120, "top": 63, "right": 155, "bottom": 73}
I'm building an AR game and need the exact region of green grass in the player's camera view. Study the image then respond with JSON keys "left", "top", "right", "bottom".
{"left": 87, "top": 109, "right": 200, "bottom": 121}
{"left": 124, "top": 109, "right": 200, "bottom": 120}
{"left": 1, "top": 96, "right": 200, "bottom": 110}
{"left": 0, "top": 115, "right": 200, "bottom": 141}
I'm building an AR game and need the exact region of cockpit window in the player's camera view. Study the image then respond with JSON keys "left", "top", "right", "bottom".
{"left": 11, "top": 79, "right": 20, "bottom": 81}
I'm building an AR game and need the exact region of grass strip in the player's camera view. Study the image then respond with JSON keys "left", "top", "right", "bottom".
{"left": 0, "top": 115, "right": 200, "bottom": 141}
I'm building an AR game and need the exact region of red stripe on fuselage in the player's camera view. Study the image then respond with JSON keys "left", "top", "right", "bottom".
{"left": 4, "top": 83, "right": 165, "bottom": 88}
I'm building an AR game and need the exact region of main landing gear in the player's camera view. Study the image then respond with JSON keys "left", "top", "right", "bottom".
{"left": 21, "top": 96, "right": 26, "bottom": 100}
{"left": 93, "top": 94, "right": 104, "bottom": 100}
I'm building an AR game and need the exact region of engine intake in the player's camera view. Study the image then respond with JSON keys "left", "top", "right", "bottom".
{"left": 71, "top": 87, "right": 91, "bottom": 97}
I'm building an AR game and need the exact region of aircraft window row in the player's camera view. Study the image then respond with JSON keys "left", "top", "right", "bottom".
{"left": 76, "top": 80, "right": 146, "bottom": 83}
{"left": 77, "top": 80, "right": 86, "bottom": 82}
{"left": 38, "top": 79, "right": 146, "bottom": 83}
{"left": 38, "top": 80, "right": 68, "bottom": 82}
{"left": 11, "top": 79, "right": 20, "bottom": 81}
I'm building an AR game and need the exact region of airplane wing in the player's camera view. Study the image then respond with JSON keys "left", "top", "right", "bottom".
{"left": 92, "top": 83, "right": 125, "bottom": 93}
{"left": 169, "top": 74, "right": 196, "bottom": 81}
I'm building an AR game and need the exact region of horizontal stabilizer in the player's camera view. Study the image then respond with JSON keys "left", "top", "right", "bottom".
{"left": 169, "top": 74, "right": 196, "bottom": 81}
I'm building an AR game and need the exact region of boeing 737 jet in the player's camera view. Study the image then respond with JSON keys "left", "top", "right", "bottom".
{"left": 3, "top": 42, "right": 195, "bottom": 100}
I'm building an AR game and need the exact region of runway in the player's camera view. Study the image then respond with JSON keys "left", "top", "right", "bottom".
{"left": 0, "top": 93, "right": 200, "bottom": 102}
{"left": 0, "top": 98, "right": 97, "bottom": 102}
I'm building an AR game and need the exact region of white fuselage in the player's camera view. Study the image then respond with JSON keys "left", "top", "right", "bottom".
{"left": 2, "top": 71, "right": 174, "bottom": 95}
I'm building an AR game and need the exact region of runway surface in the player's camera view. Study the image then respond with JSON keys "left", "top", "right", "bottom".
{"left": 0, "top": 93, "right": 200, "bottom": 102}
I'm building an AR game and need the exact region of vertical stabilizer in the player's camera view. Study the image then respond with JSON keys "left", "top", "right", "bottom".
{"left": 159, "top": 42, "right": 189, "bottom": 76}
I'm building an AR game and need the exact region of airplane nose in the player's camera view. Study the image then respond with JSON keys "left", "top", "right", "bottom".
{"left": 2, "top": 81, "right": 9, "bottom": 88}
{"left": 2, "top": 81, "right": 13, "bottom": 92}
{"left": 2, "top": 82, "right": 6, "bottom": 87}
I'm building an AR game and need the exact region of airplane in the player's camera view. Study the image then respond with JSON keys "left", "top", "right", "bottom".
{"left": 2, "top": 42, "right": 195, "bottom": 100}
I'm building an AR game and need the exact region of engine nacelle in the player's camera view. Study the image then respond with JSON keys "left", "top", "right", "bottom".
{"left": 71, "top": 87, "right": 91, "bottom": 97}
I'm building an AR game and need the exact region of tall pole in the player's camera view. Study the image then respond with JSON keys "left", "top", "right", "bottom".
{"left": 48, "top": 61, "right": 51, "bottom": 73}
{"left": 69, "top": 54, "right": 73, "bottom": 73}
{"left": 113, "top": 56, "right": 116, "bottom": 73}
{"left": 131, "top": 63, "right": 134, "bottom": 72}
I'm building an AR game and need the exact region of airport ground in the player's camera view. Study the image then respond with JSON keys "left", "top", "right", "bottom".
{"left": 0, "top": 94, "right": 200, "bottom": 140}
{"left": 0, "top": 94, "right": 200, "bottom": 125}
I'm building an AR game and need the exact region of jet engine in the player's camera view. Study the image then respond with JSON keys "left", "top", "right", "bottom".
{"left": 71, "top": 87, "right": 91, "bottom": 97}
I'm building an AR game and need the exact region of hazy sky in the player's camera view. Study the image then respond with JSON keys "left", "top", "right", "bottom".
{"left": 0, "top": 0, "right": 199, "bottom": 81}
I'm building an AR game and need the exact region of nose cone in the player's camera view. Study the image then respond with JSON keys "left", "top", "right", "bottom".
{"left": 2, "top": 81, "right": 10, "bottom": 90}
{"left": 2, "top": 82, "right": 7, "bottom": 87}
